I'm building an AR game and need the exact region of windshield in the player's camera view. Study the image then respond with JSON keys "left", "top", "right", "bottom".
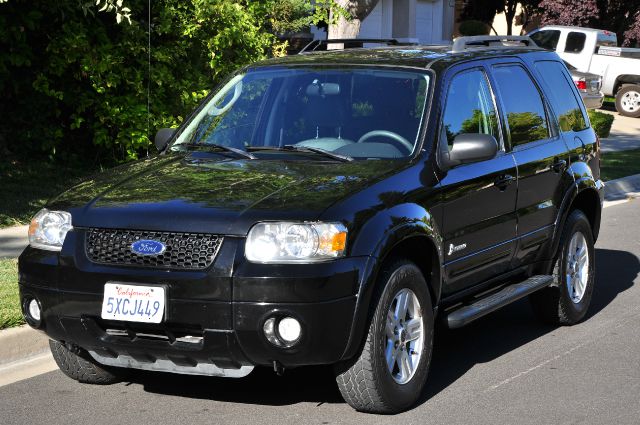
{"left": 171, "top": 67, "right": 430, "bottom": 159}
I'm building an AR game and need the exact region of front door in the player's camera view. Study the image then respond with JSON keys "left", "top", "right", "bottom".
{"left": 436, "top": 66, "right": 518, "bottom": 296}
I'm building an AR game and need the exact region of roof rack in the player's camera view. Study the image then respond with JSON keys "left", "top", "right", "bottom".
{"left": 298, "top": 38, "right": 414, "bottom": 54}
{"left": 452, "top": 35, "right": 539, "bottom": 53}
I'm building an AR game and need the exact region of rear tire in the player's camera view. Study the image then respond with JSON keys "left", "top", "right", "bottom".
{"left": 615, "top": 84, "right": 640, "bottom": 118}
{"left": 530, "top": 210, "right": 595, "bottom": 325}
{"left": 335, "top": 259, "right": 434, "bottom": 414}
{"left": 49, "top": 340, "right": 127, "bottom": 385}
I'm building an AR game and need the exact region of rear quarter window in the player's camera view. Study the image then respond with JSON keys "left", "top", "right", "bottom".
{"left": 534, "top": 61, "right": 588, "bottom": 133}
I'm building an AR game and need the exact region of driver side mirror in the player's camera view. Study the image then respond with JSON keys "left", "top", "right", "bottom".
{"left": 441, "top": 133, "right": 498, "bottom": 170}
{"left": 155, "top": 128, "right": 176, "bottom": 152}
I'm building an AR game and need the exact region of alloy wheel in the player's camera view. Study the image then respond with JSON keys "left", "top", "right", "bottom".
{"left": 384, "top": 288, "right": 424, "bottom": 384}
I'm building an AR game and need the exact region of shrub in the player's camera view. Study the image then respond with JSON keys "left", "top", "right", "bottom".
{"left": 0, "top": 1, "right": 294, "bottom": 163}
{"left": 458, "top": 20, "right": 490, "bottom": 36}
{"left": 588, "top": 110, "right": 615, "bottom": 138}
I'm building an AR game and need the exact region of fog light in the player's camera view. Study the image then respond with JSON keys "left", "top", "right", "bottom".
{"left": 263, "top": 316, "right": 303, "bottom": 348}
{"left": 28, "top": 299, "right": 41, "bottom": 322}
{"left": 263, "top": 317, "right": 280, "bottom": 347}
{"left": 277, "top": 317, "right": 301, "bottom": 343}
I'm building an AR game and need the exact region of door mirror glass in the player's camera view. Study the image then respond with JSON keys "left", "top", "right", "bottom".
{"left": 155, "top": 128, "right": 175, "bottom": 151}
{"left": 446, "top": 133, "right": 498, "bottom": 167}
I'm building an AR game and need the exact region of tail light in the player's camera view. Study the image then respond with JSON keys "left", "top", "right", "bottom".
{"left": 575, "top": 80, "right": 587, "bottom": 91}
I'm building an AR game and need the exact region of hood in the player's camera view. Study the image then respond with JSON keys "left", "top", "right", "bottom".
{"left": 49, "top": 152, "right": 402, "bottom": 235}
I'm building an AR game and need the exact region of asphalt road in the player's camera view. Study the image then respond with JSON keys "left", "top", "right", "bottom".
{"left": 1, "top": 199, "right": 639, "bottom": 425}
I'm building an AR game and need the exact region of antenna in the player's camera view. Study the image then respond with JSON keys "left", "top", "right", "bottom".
{"left": 146, "top": 0, "right": 151, "bottom": 157}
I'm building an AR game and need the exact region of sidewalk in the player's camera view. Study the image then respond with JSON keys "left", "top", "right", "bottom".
{"left": 599, "top": 110, "right": 640, "bottom": 153}
{"left": 0, "top": 225, "right": 28, "bottom": 259}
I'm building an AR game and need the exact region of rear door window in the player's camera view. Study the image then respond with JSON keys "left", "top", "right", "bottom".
{"left": 491, "top": 65, "right": 550, "bottom": 147}
{"left": 565, "top": 32, "right": 586, "bottom": 53}
{"left": 534, "top": 61, "right": 588, "bottom": 132}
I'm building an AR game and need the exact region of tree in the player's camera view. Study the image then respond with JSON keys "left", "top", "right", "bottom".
{"left": 0, "top": 0, "right": 329, "bottom": 161}
{"left": 537, "top": 0, "right": 640, "bottom": 46}
{"left": 461, "top": 0, "right": 541, "bottom": 36}
{"left": 538, "top": 0, "right": 599, "bottom": 27}
{"left": 327, "top": 0, "right": 379, "bottom": 40}
{"left": 624, "top": 11, "right": 640, "bottom": 47}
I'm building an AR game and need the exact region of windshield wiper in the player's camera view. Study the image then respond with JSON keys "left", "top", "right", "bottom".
{"left": 175, "top": 143, "right": 257, "bottom": 160}
{"left": 247, "top": 145, "right": 353, "bottom": 162}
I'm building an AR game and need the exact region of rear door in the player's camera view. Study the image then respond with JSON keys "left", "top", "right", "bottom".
{"left": 487, "top": 59, "right": 573, "bottom": 268}
{"left": 437, "top": 64, "right": 518, "bottom": 296}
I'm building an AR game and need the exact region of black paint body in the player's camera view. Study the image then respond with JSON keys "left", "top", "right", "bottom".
{"left": 19, "top": 46, "right": 604, "bottom": 369}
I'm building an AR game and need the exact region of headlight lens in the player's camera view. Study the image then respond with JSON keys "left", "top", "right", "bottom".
{"left": 245, "top": 222, "right": 347, "bottom": 263}
{"left": 28, "top": 209, "right": 73, "bottom": 251}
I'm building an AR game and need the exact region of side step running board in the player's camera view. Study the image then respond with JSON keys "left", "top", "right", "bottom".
{"left": 446, "top": 275, "right": 554, "bottom": 329}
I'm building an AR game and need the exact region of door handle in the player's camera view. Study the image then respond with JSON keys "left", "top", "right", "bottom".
{"left": 494, "top": 174, "right": 515, "bottom": 191}
{"left": 552, "top": 159, "right": 567, "bottom": 173}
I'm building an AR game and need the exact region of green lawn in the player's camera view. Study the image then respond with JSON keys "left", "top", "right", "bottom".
{"left": 601, "top": 148, "right": 640, "bottom": 181}
{"left": 0, "top": 157, "right": 98, "bottom": 228}
{"left": 0, "top": 259, "right": 23, "bottom": 330}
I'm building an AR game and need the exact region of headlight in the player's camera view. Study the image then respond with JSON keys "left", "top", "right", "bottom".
{"left": 245, "top": 222, "right": 347, "bottom": 263}
{"left": 28, "top": 209, "right": 73, "bottom": 251}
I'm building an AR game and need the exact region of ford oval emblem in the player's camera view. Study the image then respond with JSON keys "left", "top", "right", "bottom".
{"left": 131, "top": 240, "right": 166, "bottom": 256}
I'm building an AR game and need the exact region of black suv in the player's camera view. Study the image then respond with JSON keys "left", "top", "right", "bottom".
{"left": 19, "top": 36, "right": 604, "bottom": 414}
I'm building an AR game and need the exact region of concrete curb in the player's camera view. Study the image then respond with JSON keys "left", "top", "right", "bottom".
{"left": 604, "top": 173, "right": 640, "bottom": 202}
{"left": 0, "top": 325, "right": 50, "bottom": 366}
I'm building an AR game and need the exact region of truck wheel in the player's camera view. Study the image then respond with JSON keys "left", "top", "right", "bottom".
{"left": 335, "top": 259, "right": 434, "bottom": 414}
{"left": 49, "top": 340, "right": 127, "bottom": 385}
{"left": 615, "top": 84, "right": 640, "bottom": 118}
{"left": 530, "top": 210, "right": 595, "bottom": 325}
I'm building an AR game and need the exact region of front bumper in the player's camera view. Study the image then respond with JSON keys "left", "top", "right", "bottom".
{"left": 18, "top": 232, "right": 370, "bottom": 374}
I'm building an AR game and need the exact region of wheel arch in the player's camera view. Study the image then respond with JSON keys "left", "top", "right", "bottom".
{"left": 552, "top": 181, "right": 602, "bottom": 264}
{"left": 613, "top": 76, "right": 640, "bottom": 94}
{"left": 341, "top": 211, "right": 443, "bottom": 361}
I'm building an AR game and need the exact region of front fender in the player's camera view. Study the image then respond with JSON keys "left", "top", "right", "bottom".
{"left": 341, "top": 203, "right": 443, "bottom": 360}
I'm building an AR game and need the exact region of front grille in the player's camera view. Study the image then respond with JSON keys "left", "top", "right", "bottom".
{"left": 85, "top": 228, "right": 223, "bottom": 270}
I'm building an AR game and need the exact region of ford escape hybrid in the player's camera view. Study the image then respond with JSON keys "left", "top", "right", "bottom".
{"left": 19, "top": 36, "right": 604, "bottom": 414}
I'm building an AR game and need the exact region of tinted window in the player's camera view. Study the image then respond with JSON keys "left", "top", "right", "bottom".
{"left": 535, "top": 61, "right": 588, "bottom": 132}
{"left": 565, "top": 32, "right": 586, "bottom": 53}
{"left": 492, "top": 65, "right": 549, "bottom": 147}
{"left": 172, "top": 68, "right": 430, "bottom": 159}
{"left": 441, "top": 69, "right": 500, "bottom": 151}
{"left": 531, "top": 30, "right": 561, "bottom": 50}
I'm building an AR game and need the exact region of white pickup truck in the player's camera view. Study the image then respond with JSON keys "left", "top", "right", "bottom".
{"left": 528, "top": 25, "right": 640, "bottom": 117}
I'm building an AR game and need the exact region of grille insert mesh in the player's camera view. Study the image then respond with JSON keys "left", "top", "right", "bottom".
{"left": 85, "top": 228, "right": 223, "bottom": 270}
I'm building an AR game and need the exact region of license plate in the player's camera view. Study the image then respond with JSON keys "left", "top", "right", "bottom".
{"left": 101, "top": 283, "right": 165, "bottom": 323}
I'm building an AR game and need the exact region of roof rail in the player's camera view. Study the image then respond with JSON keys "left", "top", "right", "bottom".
{"left": 452, "top": 35, "right": 539, "bottom": 53}
{"left": 298, "top": 38, "right": 413, "bottom": 54}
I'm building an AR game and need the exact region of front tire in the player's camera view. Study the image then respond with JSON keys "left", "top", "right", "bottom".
{"left": 615, "top": 84, "right": 640, "bottom": 118}
{"left": 49, "top": 340, "right": 127, "bottom": 385}
{"left": 530, "top": 210, "right": 595, "bottom": 325}
{"left": 335, "top": 259, "right": 434, "bottom": 414}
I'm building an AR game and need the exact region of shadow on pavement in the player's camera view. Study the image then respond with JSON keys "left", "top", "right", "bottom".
{"left": 131, "top": 364, "right": 343, "bottom": 406}
{"left": 419, "top": 247, "right": 638, "bottom": 406}
{"left": 133, "top": 248, "right": 638, "bottom": 409}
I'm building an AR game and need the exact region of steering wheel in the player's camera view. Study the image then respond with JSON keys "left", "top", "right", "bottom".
{"left": 357, "top": 130, "right": 414, "bottom": 153}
